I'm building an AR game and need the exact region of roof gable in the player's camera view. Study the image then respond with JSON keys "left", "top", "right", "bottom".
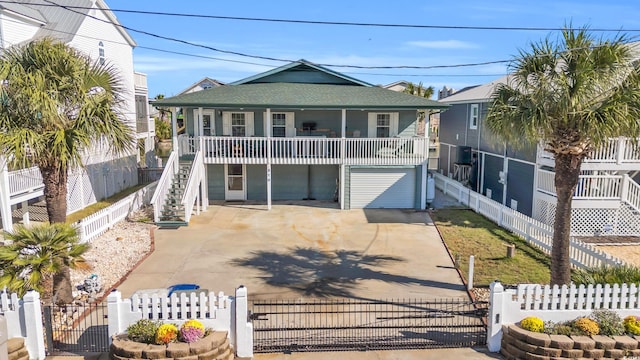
{"left": 231, "top": 60, "right": 372, "bottom": 86}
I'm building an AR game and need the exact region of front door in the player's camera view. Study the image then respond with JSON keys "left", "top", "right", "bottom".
{"left": 225, "top": 164, "right": 246, "bottom": 200}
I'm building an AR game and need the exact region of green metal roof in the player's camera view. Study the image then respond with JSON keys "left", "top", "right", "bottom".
{"left": 152, "top": 83, "right": 448, "bottom": 110}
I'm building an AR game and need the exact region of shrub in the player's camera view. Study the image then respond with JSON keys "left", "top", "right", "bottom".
{"left": 520, "top": 316, "right": 544, "bottom": 333}
{"left": 179, "top": 320, "right": 205, "bottom": 343}
{"left": 624, "top": 316, "right": 640, "bottom": 335}
{"left": 155, "top": 323, "right": 179, "bottom": 345}
{"left": 573, "top": 317, "right": 599, "bottom": 335}
{"left": 590, "top": 309, "right": 624, "bottom": 336}
{"left": 572, "top": 265, "right": 640, "bottom": 285}
{"left": 126, "top": 319, "right": 161, "bottom": 344}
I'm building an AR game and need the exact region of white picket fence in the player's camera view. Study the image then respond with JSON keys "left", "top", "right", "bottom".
{"left": 75, "top": 181, "right": 157, "bottom": 243}
{"left": 434, "top": 172, "right": 624, "bottom": 269}
{"left": 107, "top": 287, "right": 253, "bottom": 358}
{"left": 487, "top": 281, "right": 640, "bottom": 352}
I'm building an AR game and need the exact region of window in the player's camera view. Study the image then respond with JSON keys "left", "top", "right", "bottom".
{"left": 376, "top": 113, "right": 391, "bottom": 137}
{"left": 272, "top": 113, "right": 286, "bottom": 137}
{"left": 231, "top": 113, "right": 246, "bottom": 136}
{"left": 469, "top": 104, "right": 479, "bottom": 130}
{"left": 98, "top": 41, "right": 105, "bottom": 65}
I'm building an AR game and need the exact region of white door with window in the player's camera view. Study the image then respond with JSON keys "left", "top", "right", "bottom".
{"left": 193, "top": 109, "right": 215, "bottom": 136}
{"left": 368, "top": 112, "right": 399, "bottom": 137}
{"left": 225, "top": 164, "right": 246, "bottom": 200}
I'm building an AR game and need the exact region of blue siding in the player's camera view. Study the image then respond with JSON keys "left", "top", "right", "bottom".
{"left": 506, "top": 160, "right": 534, "bottom": 216}
{"left": 482, "top": 154, "right": 504, "bottom": 203}
{"left": 207, "top": 164, "right": 224, "bottom": 200}
{"left": 247, "top": 165, "right": 267, "bottom": 200}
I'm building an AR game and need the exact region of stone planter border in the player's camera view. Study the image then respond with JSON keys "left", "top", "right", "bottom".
{"left": 110, "top": 330, "right": 234, "bottom": 360}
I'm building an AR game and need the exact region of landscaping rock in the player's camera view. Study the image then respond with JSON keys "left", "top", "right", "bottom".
{"left": 214, "top": 347, "right": 231, "bottom": 360}
{"left": 592, "top": 335, "right": 616, "bottom": 350}
{"left": 209, "top": 332, "right": 228, "bottom": 348}
{"left": 507, "top": 324, "right": 532, "bottom": 341}
{"left": 582, "top": 348, "right": 605, "bottom": 358}
{"left": 175, "top": 355, "right": 198, "bottom": 360}
{"left": 560, "top": 348, "right": 584, "bottom": 358}
{"left": 550, "top": 334, "right": 574, "bottom": 350}
{"left": 190, "top": 333, "right": 215, "bottom": 354}
{"left": 612, "top": 335, "right": 638, "bottom": 350}
{"left": 503, "top": 343, "right": 526, "bottom": 360}
{"left": 143, "top": 344, "right": 168, "bottom": 359}
{"left": 534, "top": 346, "right": 562, "bottom": 357}
{"left": 166, "top": 343, "right": 190, "bottom": 358}
{"left": 7, "top": 338, "right": 24, "bottom": 354}
{"left": 604, "top": 348, "right": 625, "bottom": 358}
{"left": 526, "top": 332, "right": 552, "bottom": 347}
{"left": 571, "top": 335, "right": 596, "bottom": 350}
{"left": 506, "top": 334, "right": 538, "bottom": 353}
{"left": 114, "top": 340, "right": 147, "bottom": 358}
{"left": 524, "top": 352, "right": 549, "bottom": 360}
{"left": 197, "top": 348, "right": 220, "bottom": 360}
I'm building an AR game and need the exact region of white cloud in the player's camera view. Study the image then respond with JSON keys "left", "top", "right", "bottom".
{"left": 406, "top": 40, "right": 479, "bottom": 49}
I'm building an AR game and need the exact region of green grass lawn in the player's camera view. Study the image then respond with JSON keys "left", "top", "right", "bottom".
{"left": 66, "top": 184, "right": 148, "bottom": 224}
{"left": 430, "top": 208, "right": 550, "bottom": 286}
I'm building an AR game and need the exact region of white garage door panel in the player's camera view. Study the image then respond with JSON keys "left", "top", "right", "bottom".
{"left": 350, "top": 168, "right": 416, "bottom": 208}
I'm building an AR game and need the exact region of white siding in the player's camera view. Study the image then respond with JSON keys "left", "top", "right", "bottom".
{"left": 0, "top": 13, "right": 40, "bottom": 47}
{"left": 350, "top": 168, "right": 416, "bottom": 208}
{"left": 68, "top": 5, "right": 136, "bottom": 166}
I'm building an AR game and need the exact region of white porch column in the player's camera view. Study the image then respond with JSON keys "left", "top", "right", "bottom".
{"left": 21, "top": 201, "right": 29, "bottom": 226}
{"left": 171, "top": 108, "right": 179, "bottom": 154}
{"left": 420, "top": 162, "right": 427, "bottom": 210}
{"left": 0, "top": 158, "right": 13, "bottom": 233}
{"left": 266, "top": 108, "right": 272, "bottom": 210}
{"left": 340, "top": 109, "right": 346, "bottom": 209}
{"left": 197, "top": 107, "right": 203, "bottom": 137}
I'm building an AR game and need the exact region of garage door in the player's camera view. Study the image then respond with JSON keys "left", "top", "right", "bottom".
{"left": 350, "top": 168, "right": 416, "bottom": 208}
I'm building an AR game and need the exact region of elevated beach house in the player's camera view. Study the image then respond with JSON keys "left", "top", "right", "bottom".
{"left": 150, "top": 60, "right": 447, "bottom": 225}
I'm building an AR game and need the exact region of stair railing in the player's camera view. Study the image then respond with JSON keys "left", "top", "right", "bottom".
{"left": 150, "top": 151, "right": 179, "bottom": 223}
{"left": 181, "top": 150, "right": 205, "bottom": 223}
{"left": 623, "top": 175, "right": 640, "bottom": 214}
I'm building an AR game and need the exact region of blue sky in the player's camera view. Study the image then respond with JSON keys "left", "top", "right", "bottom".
{"left": 105, "top": 0, "right": 640, "bottom": 98}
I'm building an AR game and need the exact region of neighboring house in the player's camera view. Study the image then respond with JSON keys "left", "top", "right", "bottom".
{"left": 382, "top": 80, "right": 409, "bottom": 92}
{"left": 438, "top": 76, "right": 640, "bottom": 236}
{"left": 179, "top": 77, "right": 225, "bottom": 95}
{"left": 0, "top": 0, "right": 152, "bottom": 230}
{"left": 151, "top": 60, "right": 447, "bottom": 225}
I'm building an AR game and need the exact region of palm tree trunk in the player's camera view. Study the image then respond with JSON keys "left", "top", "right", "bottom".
{"left": 551, "top": 153, "right": 582, "bottom": 285}
{"left": 40, "top": 167, "right": 68, "bottom": 223}
{"left": 40, "top": 166, "right": 73, "bottom": 304}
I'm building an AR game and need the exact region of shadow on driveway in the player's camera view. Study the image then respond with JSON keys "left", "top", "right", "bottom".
{"left": 232, "top": 246, "right": 464, "bottom": 298}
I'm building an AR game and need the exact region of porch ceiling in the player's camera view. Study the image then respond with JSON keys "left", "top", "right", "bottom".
{"left": 152, "top": 83, "right": 449, "bottom": 110}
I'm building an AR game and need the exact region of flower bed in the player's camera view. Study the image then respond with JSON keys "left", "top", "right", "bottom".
{"left": 501, "top": 324, "right": 640, "bottom": 360}
{"left": 110, "top": 330, "right": 233, "bottom": 360}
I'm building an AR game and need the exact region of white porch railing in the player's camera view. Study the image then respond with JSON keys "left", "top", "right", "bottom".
{"left": 181, "top": 150, "right": 205, "bottom": 223}
{"left": 7, "top": 166, "right": 43, "bottom": 198}
{"left": 435, "top": 172, "right": 624, "bottom": 269}
{"left": 537, "top": 169, "right": 640, "bottom": 210}
{"left": 538, "top": 137, "right": 640, "bottom": 165}
{"left": 181, "top": 136, "right": 429, "bottom": 166}
{"left": 150, "top": 151, "right": 179, "bottom": 223}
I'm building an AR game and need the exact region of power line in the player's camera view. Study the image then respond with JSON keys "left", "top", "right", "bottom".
{"left": 0, "top": 13, "right": 506, "bottom": 79}
{"left": 28, "top": 0, "right": 511, "bottom": 70}
{"left": 1, "top": 0, "right": 639, "bottom": 32}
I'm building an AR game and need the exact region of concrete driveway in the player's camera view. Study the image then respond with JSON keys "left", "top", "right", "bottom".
{"left": 115, "top": 201, "right": 468, "bottom": 300}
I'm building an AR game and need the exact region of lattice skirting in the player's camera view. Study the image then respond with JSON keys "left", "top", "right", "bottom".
{"left": 534, "top": 197, "right": 640, "bottom": 236}
{"left": 66, "top": 155, "right": 138, "bottom": 214}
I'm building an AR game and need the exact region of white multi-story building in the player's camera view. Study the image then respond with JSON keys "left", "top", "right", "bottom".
{"left": 0, "top": 0, "right": 154, "bottom": 230}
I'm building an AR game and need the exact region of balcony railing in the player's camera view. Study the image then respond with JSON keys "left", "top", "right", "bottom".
{"left": 8, "top": 166, "right": 44, "bottom": 198}
{"left": 178, "top": 136, "right": 429, "bottom": 166}
{"left": 537, "top": 169, "right": 639, "bottom": 211}
{"left": 538, "top": 138, "right": 640, "bottom": 166}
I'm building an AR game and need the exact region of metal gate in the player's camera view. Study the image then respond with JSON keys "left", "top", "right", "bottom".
{"left": 43, "top": 304, "right": 110, "bottom": 354}
{"left": 250, "top": 298, "right": 487, "bottom": 353}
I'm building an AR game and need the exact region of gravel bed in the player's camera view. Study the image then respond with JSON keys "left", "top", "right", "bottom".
{"left": 70, "top": 214, "right": 154, "bottom": 301}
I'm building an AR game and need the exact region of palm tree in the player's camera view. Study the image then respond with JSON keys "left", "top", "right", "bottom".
{"left": 404, "top": 81, "right": 435, "bottom": 99}
{"left": 0, "top": 223, "right": 89, "bottom": 302}
{"left": 486, "top": 27, "right": 640, "bottom": 285}
{"left": 0, "top": 38, "right": 134, "bottom": 302}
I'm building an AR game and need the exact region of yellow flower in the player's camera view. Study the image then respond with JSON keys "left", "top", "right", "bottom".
{"left": 574, "top": 317, "right": 599, "bottom": 336}
{"left": 181, "top": 319, "right": 205, "bottom": 332}
{"left": 155, "top": 324, "right": 178, "bottom": 345}
{"left": 520, "top": 316, "right": 544, "bottom": 333}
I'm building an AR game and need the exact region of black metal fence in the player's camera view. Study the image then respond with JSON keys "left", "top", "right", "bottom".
{"left": 43, "top": 304, "right": 110, "bottom": 354}
{"left": 138, "top": 167, "right": 164, "bottom": 185}
{"left": 250, "top": 298, "right": 487, "bottom": 353}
